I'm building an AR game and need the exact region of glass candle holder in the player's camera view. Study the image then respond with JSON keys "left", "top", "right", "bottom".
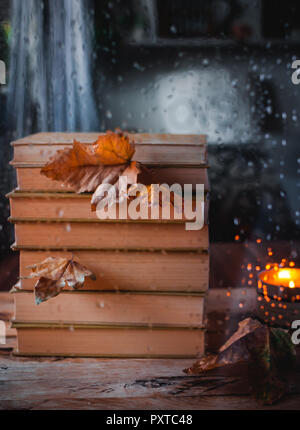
{"left": 257, "top": 268, "right": 300, "bottom": 328}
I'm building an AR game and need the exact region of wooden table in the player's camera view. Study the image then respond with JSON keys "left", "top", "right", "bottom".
{"left": 0, "top": 289, "right": 300, "bottom": 410}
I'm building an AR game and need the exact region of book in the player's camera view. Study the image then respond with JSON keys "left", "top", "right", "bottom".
{"left": 13, "top": 323, "right": 205, "bottom": 358}
{"left": 9, "top": 132, "right": 209, "bottom": 358}
{"left": 13, "top": 290, "right": 205, "bottom": 327}
{"left": 17, "top": 249, "right": 209, "bottom": 293}
{"left": 8, "top": 191, "right": 209, "bottom": 224}
{"left": 11, "top": 133, "right": 207, "bottom": 165}
{"left": 14, "top": 166, "right": 210, "bottom": 192}
{"left": 13, "top": 221, "right": 209, "bottom": 250}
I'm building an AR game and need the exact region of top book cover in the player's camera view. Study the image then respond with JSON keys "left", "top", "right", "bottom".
{"left": 10, "top": 133, "right": 208, "bottom": 166}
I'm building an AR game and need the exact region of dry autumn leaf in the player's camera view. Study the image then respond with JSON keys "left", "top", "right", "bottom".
{"left": 184, "top": 318, "right": 296, "bottom": 405}
{"left": 93, "top": 130, "right": 135, "bottom": 165}
{"left": 40, "top": 131, "right": 137, "bottom": 194}
{"left": 185, "top": 318, "right": 260, "bottom": 374}
{"left": 27, "top": 257, "right": 96, "bottom": 304}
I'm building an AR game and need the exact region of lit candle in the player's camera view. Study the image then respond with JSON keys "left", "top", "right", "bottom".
{"left": 257, "top": 266, "right": 300, "bottom": 327}
{"left": 258, "top": 267, "right": 300, "bottom": 302}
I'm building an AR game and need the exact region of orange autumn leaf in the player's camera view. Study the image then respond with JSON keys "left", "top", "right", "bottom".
{"left": 93, "top": 130, "right": 135, "bottom": 165}
{"left": 40, "top": 131, "right": 136, "bottom": 193}
{"left": 27, "top": 257, "right": 96, "bottom": 304}
{"left": 42, "top": 139, "right": 98, "bottom": 177}
{"left": 41, "top": 140, "right": 103, "bottom": 192}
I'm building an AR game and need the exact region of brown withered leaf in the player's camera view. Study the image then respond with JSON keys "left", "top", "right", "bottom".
{"left": 184, "top": 318, "right": 296, "bottom": 405}
{"left": 41, "top": 131, "right": 137, "bottom": 193}
{"left": 41, "top": 140, "right": 98, "bottom": 188}
{"left": 34, "top": 277, "right": 64, "bottom": 304}
{"left": 93, "top": 130, "right": 135, "bottom": 165}
{"left": 185, "top": 318, "right": 260, "bottom": 374}
{"left": 27, "top": 257, "right": 96, "bottom": 304}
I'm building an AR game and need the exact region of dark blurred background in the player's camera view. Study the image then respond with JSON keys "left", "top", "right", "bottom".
{"left": 0, "top": 0, "right": 300, "bottom": 289}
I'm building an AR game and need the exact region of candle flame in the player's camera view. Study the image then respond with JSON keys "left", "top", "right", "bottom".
{"left": 277, "top": 270, "right": 292, "bottom": 280}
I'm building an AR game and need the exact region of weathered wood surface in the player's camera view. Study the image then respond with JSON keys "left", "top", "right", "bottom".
{"left": 0, "top": 289, "right": 299, "bottom": 410}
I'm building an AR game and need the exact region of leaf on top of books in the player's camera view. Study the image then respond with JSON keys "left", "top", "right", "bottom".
{"left": 93, "top": 129, "right": 135, "bottom": 165}
{"left": 27, "top": 257, "right": 96, "bottom": 304}
{"left": 184, "top": 318, "right": 296, "bottom": 405}
{"left": 41, "top": 140, "right": 97, "bottom": 175}
{"left": 41, "top": 131, "right": 136, "bottom": 193}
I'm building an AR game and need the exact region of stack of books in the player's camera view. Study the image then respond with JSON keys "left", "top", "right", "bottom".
{"left": 8, "top": 133, "right": 210, "bottom": 358}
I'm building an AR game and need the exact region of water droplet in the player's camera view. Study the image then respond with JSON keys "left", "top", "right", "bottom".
{"left": 133, "top": 62, "right": 145, "bottom": 72}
